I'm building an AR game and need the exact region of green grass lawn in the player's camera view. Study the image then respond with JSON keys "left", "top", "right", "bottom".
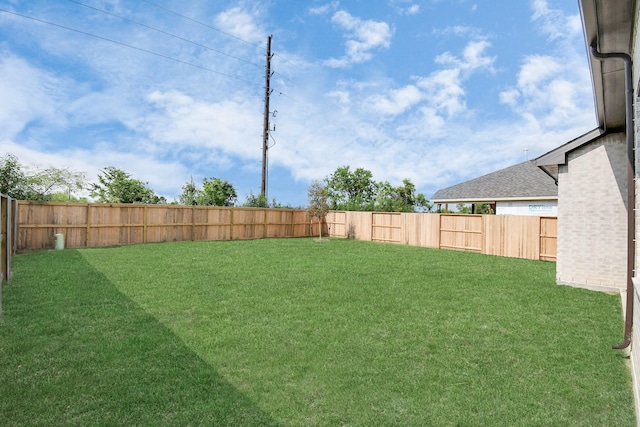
{"left": 0, "top": 238, "right": 635, "bottom": 426}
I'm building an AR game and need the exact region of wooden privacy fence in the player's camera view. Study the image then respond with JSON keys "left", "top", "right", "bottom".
{"left": 18, "top": 202, "right": 315, "bottom": 251}
{"left": 17, "top": 202, "right": 557, "bottom": 262}
{"left": 326, "top": 211, "right": 557, "bottom": 262}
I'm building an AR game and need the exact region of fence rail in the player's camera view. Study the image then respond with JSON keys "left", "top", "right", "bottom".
{"left": 326, "top": 211, "right": 556, "bottom": 262}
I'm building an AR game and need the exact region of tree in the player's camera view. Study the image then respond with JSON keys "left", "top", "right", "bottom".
{"left": 243, "top": 191, "right": 267, "bottom": 208}
{"left": 456, "top": 203, "right": 472, "bottom": 214}
{"left": 178, "top": 177, "right": 237, "bottom": 206}
{"left": 49, "top": 192, "right": 89, "bottom": 203}
{"left": 0, "top": 154, "right": 28, "bottom": 199}
{"left": 242, "top": 191, "right": 296, "bottom": 209}
{"left": 414, "top": 193, "right": 432, "bottom": 212}
{"left": 307, "top": 180, "right": 330, "bottom": 240}
{"left": 179, "top": 177, "right": 198, "bottom": 205}
{"left": 474, "top": 203, "right": 494, "bottom": 214}
{"left": 197, "top": 177, "right": 237, "bottom": 206}
{"left": 455, "top": 203, "right": 493, "bottom": 214}
{"left": 28, "top": 166, "right": 87, "bottom": 201}
{"left": 324, "top": 166, "right": 431, "bottom": 213}
{"left": 373, "top": 180, "right": 402, "bottom": 212}
{"left": 389, "top": 179, "right": 432, "bottom": 212}
{"left": 324, "top": 166, "right": 376, "bottom": 211}
{"left": 0, "top": 154, "right": 87, "bottom": 201}
{"left": 90, "top": 166, "right": 160, "bottom": 204}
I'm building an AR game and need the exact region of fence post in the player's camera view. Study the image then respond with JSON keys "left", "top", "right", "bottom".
{"left": 481, "top": 215, "right": 486, "bottom": 255}
{"left": 438, "top": 214, "right": 443, "bottom": 250}
{"left": 369, "top": 212, "right": 374, "bottom": 242}
{"left": 143, "top": 205, "right": 148, "bottom": 244}
{"left": 1, "top": 196, "right": 4, "bottom": 317}
{"left": 191, "top": 205, "right": 195, "bottom": 241}
{"left": 230, "top": 207, "right": 234, "bottom": 240}
{"left": 290, "top": 210, "right": 294, "bottom": 237}
{"left": 1, "top": 195, "right": 7, "bottom": 284}
{"left": 0, "top": 195, "right": 11, "bottom": 317}
{"left": 12, "top": 199, "right": 18, "bottom": 255}
{"left": 85, "top": 203, "right": 91, "bottom": 247}
{"left": 263, "top": 208, "right": 268, "bottom": 239}
{"left": 7, "top": 197, "right": 12, "bottom": 280}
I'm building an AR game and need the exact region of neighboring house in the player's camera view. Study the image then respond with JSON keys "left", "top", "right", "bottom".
{"left": 538, "top": 0, "right": 640, "bottom": 414}
{"left": 432, "top": 161, "right": 558, "bottom": 216}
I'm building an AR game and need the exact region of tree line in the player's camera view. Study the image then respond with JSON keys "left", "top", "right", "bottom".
{"left": 319, "top": 165, "right": 432, "bottom": 213}
{"left": 0, "top": 154, "right": 258, "bottom": 207}
{"left": 1, "top": 154, "right": 432, "bottom": 212}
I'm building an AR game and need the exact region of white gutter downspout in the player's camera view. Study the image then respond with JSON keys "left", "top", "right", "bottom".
{"left": 589, "top": 43, "right": 635, "bottom": 350}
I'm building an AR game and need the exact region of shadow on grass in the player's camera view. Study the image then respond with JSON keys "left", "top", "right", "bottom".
{"left": 0, "top": 250, "right": 279, "bottom": 426}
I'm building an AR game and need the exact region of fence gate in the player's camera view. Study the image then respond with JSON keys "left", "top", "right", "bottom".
{"left": 439, "top": 215, "right": 483, "bottom": 253}
{"left": 539, "top": 217, "right": 557, "bottom": 262}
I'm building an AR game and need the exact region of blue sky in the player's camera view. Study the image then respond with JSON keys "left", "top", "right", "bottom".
{"left": 0, "top": 0, "right": 595, "bottom": 206}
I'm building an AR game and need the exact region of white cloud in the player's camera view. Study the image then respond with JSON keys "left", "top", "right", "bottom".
{"left": 435, "top": 39, "right": 495, "bottom": 73}
{"left": 399, "top": 38, "right": 495, "bottom": 118}
{"left": 214, "top": 6, "right": 264, "bottom": 44}
{"left": 324, "top": 10, "right": 393, "bottom": 67}
{"left": 407, "top": 5, "right": 420, "bottom": 15}
{"left": 433, "top": 25, "right": 485, "bottom": 39}
{"left": 499, "top": 88, "right": 520, "bottom": 107}
{"left": 531, "top": 0, "right": 581, "bottom": 40}
{"left": 516, "top": 55, "right": 562, "bottom": 91}
{"left": 395, "top": 4, "right": 420, "bottom": 15}
{"left": 499, "top": 2, "right": 594, "bottom": 134}
{"left": 0, "top": 55, "right": 64, "bottom": 140}
{"left": 368, "top": 85, "right": 423, "bottom": 115}
{"left": 308, "top": 2, "right": 339, "bottom": 16}
{"left": 143, "top": 90, "right": 261, "bottom": 159}
{"left": 461, "top": 40, "right": 496, "bottom": 71}
{"left": 390, "top": 0, "right": 420, "bottom": 15}
{"left": 416, "top": 69, "right": 465, "bottom": 117}
{"left": 326, "top": 90, "right": 352, "bottom": 106}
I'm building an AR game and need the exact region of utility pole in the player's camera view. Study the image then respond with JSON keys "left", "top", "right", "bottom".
{"left": 261, "top": 35, "right": 273, "bottom": 200}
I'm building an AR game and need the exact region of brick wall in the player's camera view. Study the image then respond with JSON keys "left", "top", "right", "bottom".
{"left": 556, "top": 132, "right": 627, "bottom": 289}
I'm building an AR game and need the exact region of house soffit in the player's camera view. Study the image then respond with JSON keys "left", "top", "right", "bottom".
{"left": 579, "top": 0, "right": 635, "bottom": 129}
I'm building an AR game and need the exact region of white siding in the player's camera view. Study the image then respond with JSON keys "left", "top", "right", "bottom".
{"left": 496, "top": 200, "right": 557, "bottom": 216}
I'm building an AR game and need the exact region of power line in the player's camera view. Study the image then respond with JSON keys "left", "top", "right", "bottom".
{"left": 271, "top": 90, "right": 302, "bottom": 105}
{"left": 141, "top": 0, "right": 265, "bottom": 51}
{"left": 139, "top": 1, "right": 296, "bottom": 85}
{"left": 0, "top": 8, "right": 262, "bottom": 88}
{"left": 272, "top": 52, "right": 302, "bottom": 72}
{"left": 65, "top": 0, "right": 264, "bottom": 69}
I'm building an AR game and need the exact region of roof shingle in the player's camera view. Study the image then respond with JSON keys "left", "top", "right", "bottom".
{"left": 432, "top": 161, "right": 557, "bottom": 203}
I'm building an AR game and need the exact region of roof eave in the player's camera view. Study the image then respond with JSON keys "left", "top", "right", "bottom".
{"left": 579, "top": 0, "right": 605, "bottom": 128}
{"left": 433, "top": 196, "right": 558, "bottom": 204}
{"left": 578, "top": 0, "right": 634, "bottom": 130}
{"left": 535, "top": 127, "right": 605, "bottom": 169}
